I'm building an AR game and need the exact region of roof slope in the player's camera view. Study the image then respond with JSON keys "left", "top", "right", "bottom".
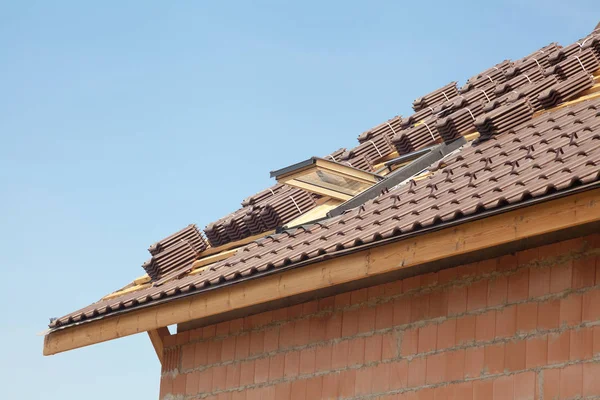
{"left": 49, "top": 27, "right": 600, "bottom": 330}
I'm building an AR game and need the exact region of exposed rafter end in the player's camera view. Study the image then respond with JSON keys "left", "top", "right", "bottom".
{"left": 147, "top": 327, "right": 171, "bottom": 364}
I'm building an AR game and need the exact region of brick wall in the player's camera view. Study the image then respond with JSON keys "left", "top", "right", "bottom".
{"left": 159, "top": 234, "right": 600, "bottom": 400}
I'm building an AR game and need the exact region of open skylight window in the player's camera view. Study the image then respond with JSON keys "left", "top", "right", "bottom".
{"left": 270, "top": 157, "right": 383, "bottom": 201}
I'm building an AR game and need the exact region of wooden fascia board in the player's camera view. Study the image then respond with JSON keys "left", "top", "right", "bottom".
{"left": 43, "top": 188, "right": 600, "bottom": 356}
{"left": 147, "top": 327, "right": 170, "bottom": 364}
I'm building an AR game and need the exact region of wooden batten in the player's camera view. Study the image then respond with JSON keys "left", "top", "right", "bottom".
{"left": 43, "top": 188, "right": 600, "bottom": 356}
{"left": 147, "top": 327, "right": 171, "bottom": 364}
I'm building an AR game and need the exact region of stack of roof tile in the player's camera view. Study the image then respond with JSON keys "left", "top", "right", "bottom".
{"left": 412, "top": 82, "right": 459, "bottom": 111}
{"left": 545, "top": 48, "right": 599, "bottom": 80}
{"left": 357, "top": 116, "right": 402, "bottom": 143}
{"left": 538, "top": 71, "right": 595, "bottom": 108}
{"left": 474, "top": 98, "right": 534, "bottom": 139}
{"left": 143, "top": 224, "right": 207, "bottom": 281}
{"left": 204, "top": 185, "right": 317, "bottom": 246}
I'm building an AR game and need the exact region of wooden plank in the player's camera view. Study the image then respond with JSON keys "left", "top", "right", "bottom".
{"left": 43, "top": 188, "right": 600, "bottom": 356}
{"left": 190, "top": 248, "right": 238, "bottom": 271}
{"left": 200, "top": 230, "right": 276, "bottom": 257}
{"left": 147, "top": 327, "right": 170, "bottom": 364}
{"left": 284, "top": 198, "right": 342, "bottom": 228}
{"left": 102, "top": 283, "right": 152, "bottom": 301}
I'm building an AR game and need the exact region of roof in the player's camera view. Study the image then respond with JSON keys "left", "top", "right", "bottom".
{"left": 48, "top": 25, "right": 600, "bottom": 331}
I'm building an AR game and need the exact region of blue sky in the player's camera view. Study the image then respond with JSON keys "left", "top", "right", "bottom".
{"left": 0, "top": 1, "right": 597, "bottom": 398}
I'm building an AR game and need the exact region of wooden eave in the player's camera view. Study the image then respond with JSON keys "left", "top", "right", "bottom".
{"left": 43, "top": 187, "right": 600, "bottom": 356}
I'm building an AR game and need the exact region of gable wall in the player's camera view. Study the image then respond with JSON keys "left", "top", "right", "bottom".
{"left": 159, "top": 233, "right": 600, "bottom": 399}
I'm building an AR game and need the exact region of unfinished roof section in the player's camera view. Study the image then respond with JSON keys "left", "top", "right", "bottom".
{"left": 47, "top": 24, "right": 600, "bottom": 332}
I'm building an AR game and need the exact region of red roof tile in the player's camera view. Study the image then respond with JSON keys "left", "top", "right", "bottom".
{"left": 49, "top": 28, "right": 600, "bottom": 330}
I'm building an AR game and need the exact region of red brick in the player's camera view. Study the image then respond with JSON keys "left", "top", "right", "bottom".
{"left": 478, "top": 258, "right": 497, "bottom": 275}
{"left": 185, "top": 371, "right": 199, "bottom": 395}
{"left": 401, "top": 328, "right": 419, "bottom": 356}
{"left": 550, "top": 262, "right": 573, "bottom": 293}
{"left": 306, "top": 376, "right": 323, "bottom": 399}
{"left": 249, "top": 331, "right": 265, "bottom": 357}
{"left": 426, "top": 352, "right": 446, "bottom": 384}
{"left": 375, "top": 302, "right": 394, "bottom": 330}
{"left": 368, "top": 283, "right": 386, "bottom": 299}
{"left": 218, "top": 392, "right": 232, "bottom": 400}
{"left": 274, "top": 382, "right": 291, "bottom": 400}
{"left": 331, "top": 340, "right": 349, "bottom": 369}
{"left": 570, "top": 327, "right": 594, "bottom": 361}
{"left": 516, "top": 302, "right": 538, "bottom": 333}
{"left": 447, "top": 286, "right": 467, "bottom": 316}
{"left": 514, "top": 371, "right": 535, "bottom": 400}
{"left": 573, "top": 256, "right": 596, "bottom": 289}
{"left": 268, "top": 353, "right": 284, "bottom": 380}
{"left": 229, "top": 318, "right": 244, "bottom": 334}
{"left": 372, "top": 363, "right": 391, "bottom": 392}
{"left": 284, "top": 351, "right": 300, "bottom": 378}
{"left": 365, "top": 334, "right": 383, "bottom": 363}
{"left": 467, "top": 280, "right": 488, "bottom": 311}
{"left": 358, "top": 306, "right": 377, "bottom": 333}
{"left": 559, "top": 293, "right": 582, "bottom": 326}
{"left": 384, "top": 280, "right": 404, "bottom": 296}
{"left": 528, "top": 267, "right": 550, "bottom": 298}
{"left": 560, "top": 364, "right": 583, "bottom": 399}
{"left": 504, "top": 340, "right": 526, "bottom": 373}
{"left": 594, "top": 326, "right": 600, "bottom": 355}
{"left": 456, "top": 315, "right": 476, "bottom": 345}
{"left": 488, "top": 275, "right": 508, "bottom": 306}
{"left": 338, "top": 369, "right": 356, "bottom": 398}
{"left": 293, "top": 318, "right": 310, "bottom": 346}
{"left": 355, "top": 367, "right": 374, "bottom": 395}
{"left": 417, "top": 388, "right": 435, "bottom": 400}
{"left": 508, "top": 268, "right": 529, "bottom": 302}
{"left": 212, "top": 365, "right": 227, "bottom": 391}
{"left": 537, "top": 299, "right": 560, "bottom": 330}
{"left": 239, "top": 360, "right": 254, "bottom": 386}
{"left": 173, "top": 373, "right": 186, "bottom": 394}
{"left": 525, "top": 335, "right": 547, "bottom": 368}
{"left": 446, "top": 349, "right": 465, "bottom": 382}
{"left": 418, "top": 324, "right": 437, "bottom": 353}
{"left": 225, "top": 363, "right": 241, "bottom": 389}
{"left": 318, "top": 296, "right": 335, "bottom": 311}
{"left": 493, "top": 375, "right": 514, "bottom": 399}
{"left": 287, "top": 304, "right": 303, "bottom": 318}
{"left": 436, "top": 319, "right": 456, "bottom": 350}
{"left": 308, "top": 316, "right": 326, "bottom": 344}
{"left": 429, "top": 290, "right": 449, "bottom": 318}
{"left": 325, "top": 313, "right": 343, "bottom": 340}
{"left": 411, "top": 293, "right": 430, "bottom": 322}
{"left": 582, "top": 289, "right": 600, "bottom": 322}
{"left": 342, "top": 309, "right": 359, "bottom": 337}
{"left": 315, "top": 344, "right": 332, "bottom": 372}
{"left": 177, "top": 331, "right": 191, "bottom": 345}
{"left": 198, "top": 368, "right": 213, "bottom": 393}
{"left": 408, "top": 357, "right": 427, "bottom": 387}
{"left": 202, "top": 326, "right": 216, "bottom": 340}
{"left": 439, "top": 267, "right": 458, "bottom": 284}
{"left": 457, "top": 263, "right": 478, "bottom": 278}
{"left": 181, "top": 343, "right": 196, "bottom": 370}
{"left": 393, "top": 296, "right": 412, "bottom": 326}
{"left": 475, "top": 310, "right": 496, "bottom": 342}
{"left": 263, "top": 326, "right": 280, "bottom": 353}
{"left": 498, "top": 253, "right": 518, "bottom": 272}
{"left": 348, "top": 337, "right": 365, "bottom": 365}
{"left": 484, "top": 343, "right": 505, "bottom": 374}
{"left": 302, "top": 300, "right": 318, "bottom": 316}
{"left": 290, "top": 379, "right": 306, "bottom": 400}
{"left": 235, "top": 334, "right": 250, "bottom": 360}
{"left": 207, "top": 340, "right": 222, "bottom": 364}
{"left": 349, "top": 288, "right": 367, "bottom": 304}
{"left": 548, "top": 331, "right": 570, "bottom": 364}
{"left": 221, "top": 336, "right": 236, "bottom": 362}
{"left": 473, "top": 379, "right": 493, "bottom": 399}
{"left": 390, "top": 360, "right": 409, "bottom": 390}
{"left": 403, "top": 275, "right": 421, "bottom": 292}
{"left": 299, "top": 347, "right": 316, "bottom": 374}
{"left": 195, "top": 341, "right": 209, "bottom": 366}
{"left": 543, "top": 368, "right": 560, "bottom": 400}
{"left": 583, "top": 362, "right": 600, "bottom": 396}
{"left": 231, "top": 391, "right": 246, "bottom": 400}
{"left": 252, "top": 357, "right": 268, "bottom": 384}
{"left": 278, "top": 322, "right": 295, "bottom": 350}
{"left": 216, "top": 321, "right": 230, "bottom": 336}
{"left": 495, "top": 305, "right": 517, "bottom": 339}
{"left": 382, "top": 331, "right": 397, "bottom": 360}
{"left": 160, "top": 375, "right": 173, "bottom": 398}
{"left": 335, "top": 292, "right": 351, "bottom": 308}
